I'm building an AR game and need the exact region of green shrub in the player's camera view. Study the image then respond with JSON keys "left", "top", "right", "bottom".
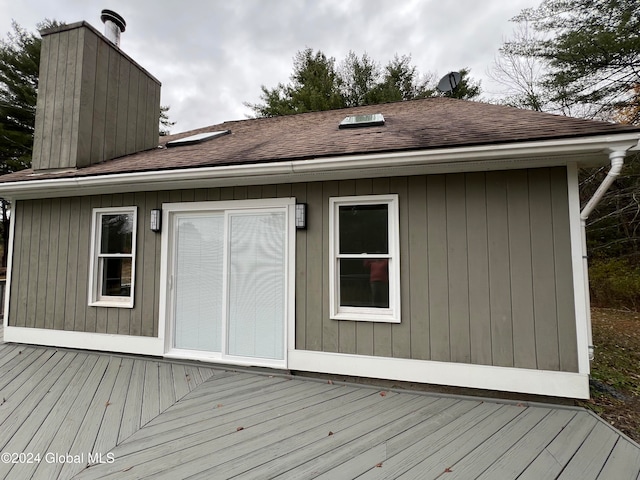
{"left": 589, "top": 258, "right": 640, "bottom": 310}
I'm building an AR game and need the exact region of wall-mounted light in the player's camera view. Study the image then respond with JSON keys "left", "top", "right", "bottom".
{"left": 295, "top": 203, "right": 307, "bottom": 229}
{"left": 150, "top": 209, "right": 162, "bottom": 232}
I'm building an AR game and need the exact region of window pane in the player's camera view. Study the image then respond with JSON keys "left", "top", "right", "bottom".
{"left": 227, "top": 212, "right": 285, "bottom": 360}
{"left": 339, "top": 204, "right": 388, "bottom": 254}
{"left": 174, "top": 215, "right": 224, "bottom": 352}
{"left": 101, "top": 257, "right": 132, "bottom": 297}
{"left": 339, "top": 258, "right": 389, "bottom": 308}
{"left": 101, "top": 214, "right": 133, "bottom": 254}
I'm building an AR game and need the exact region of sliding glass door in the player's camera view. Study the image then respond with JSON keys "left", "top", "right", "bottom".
{"left": 168, "top": 203, "right": 288, "bottom": 366}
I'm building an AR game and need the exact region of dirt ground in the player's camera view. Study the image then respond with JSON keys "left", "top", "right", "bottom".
{"left": 579, "top": 308, "right": 640, "bottom": 443}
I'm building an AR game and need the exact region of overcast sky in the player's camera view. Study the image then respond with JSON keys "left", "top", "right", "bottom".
{"left": 0, "top": 0, "right": 535, "bottom": 133}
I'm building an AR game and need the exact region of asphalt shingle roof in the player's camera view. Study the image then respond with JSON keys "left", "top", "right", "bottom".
{"left": 1, "top": 97, "right": 639, "bottom": 183}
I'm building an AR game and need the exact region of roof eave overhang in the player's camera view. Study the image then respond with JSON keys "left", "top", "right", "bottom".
{"left": 2, "top": 133, "right": 639, "bottom": 200}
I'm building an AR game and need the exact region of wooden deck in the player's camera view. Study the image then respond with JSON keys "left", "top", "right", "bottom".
{"left": 0, "top": 340, "right": 639, "bottom": 479}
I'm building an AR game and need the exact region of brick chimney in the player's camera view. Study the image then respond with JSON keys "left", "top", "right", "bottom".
{"left": 31, "top": 16, "right": 161, "bottom": 171}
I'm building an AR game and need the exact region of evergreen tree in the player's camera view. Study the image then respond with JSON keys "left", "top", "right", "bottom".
{"left": 247, "top": 48, "right": 344, "bottom": 117}
{"left": 0, "top": 21, "right": 49, "bottom": 175}
{"left": 505, "top": 0, "right": 640, "bottom": 121}
{"left": 247, "top": 49, "right": 481, "bottom": 117}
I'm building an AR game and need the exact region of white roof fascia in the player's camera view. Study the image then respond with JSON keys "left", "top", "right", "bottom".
{"left": 1, "top": 133, "right": 638, "bottom": 200}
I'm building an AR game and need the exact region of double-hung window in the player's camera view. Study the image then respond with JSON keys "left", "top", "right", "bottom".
{"left": 89, "top": 207, "right": 137, "bottom": 308}
{"left": 329, "top": 195, "right": 400, "bottom": 322}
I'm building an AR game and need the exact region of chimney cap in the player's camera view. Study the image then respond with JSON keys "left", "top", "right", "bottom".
{"left": 100, "top": 9, "right": 126, "bottom": 32}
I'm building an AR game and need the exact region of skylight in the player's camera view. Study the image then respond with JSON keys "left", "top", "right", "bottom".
{"left": 165, "top": 130, "right": 230, "bottom": 148}
{"left": 339, "top": 113, "right": 385, "bottom": 129}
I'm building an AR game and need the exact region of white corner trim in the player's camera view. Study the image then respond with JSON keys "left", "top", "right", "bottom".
{"left": 2, "top": 199, "right": 16, "bottom": 330}
{"left": 567, "top": 163, "right": 591, "bottom": 375}
{"left": 3, "top": 326, "right": 165, "bottom": 356}
{"left": 288, "top": 350, "right": 590, "bottom": 399}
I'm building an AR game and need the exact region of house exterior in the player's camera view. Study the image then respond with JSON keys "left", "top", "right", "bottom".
{"left": 1, "top": 20, "right": 639, "bottom": 399}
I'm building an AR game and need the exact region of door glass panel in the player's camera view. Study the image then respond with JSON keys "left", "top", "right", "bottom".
{"left": 227, "top": 212, "right": 285, "bottom": 360}
{"left": 174, "top": 215, "right": 224, "bottom": 352}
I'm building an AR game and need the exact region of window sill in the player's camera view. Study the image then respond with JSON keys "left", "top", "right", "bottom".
{"left": 331, "top": 311, "right": 400, "bottom": 323}
{"left": 89, "top": 299, "right": 134, "bottom": 309}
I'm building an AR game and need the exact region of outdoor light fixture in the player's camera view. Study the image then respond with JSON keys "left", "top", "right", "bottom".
{"left": 295, "top": 203, "right": 307, "bottom": 229}
{"left": 150, "top": 209, "right": 162, "bottom": 232}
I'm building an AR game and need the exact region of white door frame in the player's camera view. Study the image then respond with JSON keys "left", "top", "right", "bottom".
{"left": 158, "top": 198, "right": 295, "bottom": 369}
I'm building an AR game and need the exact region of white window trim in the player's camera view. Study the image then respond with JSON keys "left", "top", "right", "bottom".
{"left": 329, "top": 194, "right": 401, "bottom": 323}
{"left": 88, "top": 206, "right": 137, "bottom": 308}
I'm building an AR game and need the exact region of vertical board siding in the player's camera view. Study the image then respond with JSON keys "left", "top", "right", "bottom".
{"left": 529, "top": 169, "right": 562, "bottom": 371}
{"left": 11, "top": 201, "right": 28, "bottom": 328}
{"left": 39, "top": 33, "right": 60, "bottom": 170}
{"left": 466, "top": 173, "right": 492, "bottom": 365}
{"left": 296, "top": 167, "right": 576, "bottom": 372}
{"left": 61, "top": 27, "right": 79, "bottom": 167}
{"left": 8, "top": 167, "right": 578, "bottom": 372}
{"left": 103, "top": 46, "right": 120, "bottom": 163}
{"left": 322, "top": 181, "right": 340, "bottom": 353}
{"left": 31, "top": 30, "right": 50, "bottom": 169}
{"left": 49, "top": 30, "right": 68, "bottom": 169}
{"left": 54, "top": 198, "right": 71, "bottom": 331}
{"left": 407, "top": 176, "right": 430, "bottom": 361}
{"left": 427, "top": 175, "right": 450, "bottom": 362}
{"left": 550, "top": 169, "right": 579, "bottom": 371}
{"left": 26, "top": 200, "right": 43, "bottom": 329}
{"left": 77, "top": 29, "right": 97, "bottom": 168}
{"left": 486, "top": 171, "right": 515, "bottom": 367}
{"left": 507, "top": 171, "right": 537, "bottom": 369}
{"left": 446, "top": 174, "right": 471, "bottom": 364}
{"left": 304, "top": 182, "right": 324, "bottom": 351}
{"left": 35, "top": 200, "right": 52, "bottom": 330}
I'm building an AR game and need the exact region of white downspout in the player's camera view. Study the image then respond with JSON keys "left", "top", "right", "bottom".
{"left": 579, "top": 149, "right": 626, "bottom": 360}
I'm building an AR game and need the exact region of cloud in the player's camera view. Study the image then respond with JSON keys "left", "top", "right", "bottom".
{"left": 1, "top": 0, "right": 534, "bottom": 132}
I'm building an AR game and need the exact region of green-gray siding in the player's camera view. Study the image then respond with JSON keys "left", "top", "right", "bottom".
{"left": 8, "top": 167, "right": 578, "bottom": 372}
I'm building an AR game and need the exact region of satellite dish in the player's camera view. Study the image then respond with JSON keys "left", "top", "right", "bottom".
{"left": 437, "top": 71, "right": 461, "bottom": 93}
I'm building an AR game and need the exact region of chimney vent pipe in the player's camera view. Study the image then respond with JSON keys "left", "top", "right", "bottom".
{"left": 100, "top": 9, "right": 126, "bottom": 46}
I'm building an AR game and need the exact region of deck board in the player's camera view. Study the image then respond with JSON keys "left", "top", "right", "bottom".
{"left": 476, "top": 409, "right": 578, "bottom": 479}
{"left": 139, "top": 360, "right": 160, "bottom": 427}
{"left": 184, "top": 392, "right": 423, "bottom": 479}
{"left": 239, "top": 396, "right": 452, "bottom": 480}
{"left": 117, "top": 359, "right": 145, "bottom": 444}
{"left": 517, "top": 412, "right": 599, "bottom": 479}
{"left": 0, "top": 343, "right": 638, "bottom": 480}
{"left": 93, "top": 357, "right": 134, "bottom": 455}
{"left": 393, "top": 405, "right": 529, "bottom": 479}
{"left": 80, "top": 387, "right": 373, "bottom": 479}
{"left": 283, "top": 398, "right": 469, "bottom": 479}
{"left": 3, "top": 353, "right": 98, "bottom": 480}
{"left": 598, "top": 438, "right": 640, "bottom": 480}
{"left": 557, "top": 420, "right": 620, "bottom": 480}
{"left": 0, "top": 351, "right": 78, "bottom": 449}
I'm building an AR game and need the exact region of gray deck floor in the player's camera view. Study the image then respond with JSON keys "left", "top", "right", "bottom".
{"left": 0, "top": 339, "right": 639, "bottom": 479}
